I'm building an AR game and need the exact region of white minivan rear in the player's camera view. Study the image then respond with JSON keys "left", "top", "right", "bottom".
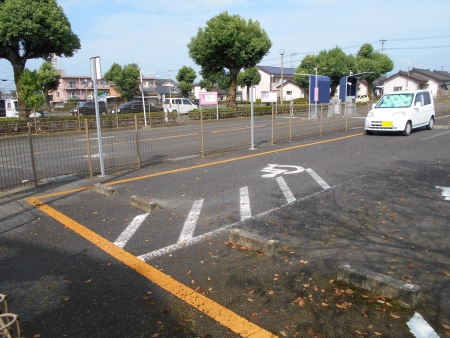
{"left": 365, "top": 90, "right": 435, "bottom": 136}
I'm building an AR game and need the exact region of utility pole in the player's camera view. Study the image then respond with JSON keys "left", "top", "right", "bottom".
{"left": 380, "top": 40, "right": 386, "bottom": 54}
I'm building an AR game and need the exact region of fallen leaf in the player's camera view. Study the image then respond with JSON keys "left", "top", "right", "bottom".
{"left": 249, "top": 313, "right": 257, "bottom": 318}
{"left": 162, "top": 309, "right": 170, "bottom": 315}
{"left": 322, "top": 302, "right": 329, "bottom": 307}
{"left": 148, "top": 301, "right": 155, "bottom": 305}
{"left": 407, "top": 264, "right": 414, "bottom": 269}
{"left": 345, "top": 289, "right": 354, "bottom": 295}
{"left": 85, "top": 279, "right": 92, "bottom": 283}
{"left": 263, "top": 309, "right": 270, "bottom": 313}
{"left": 362, "top": 310, "right": 368, "bottom": 317}
{"left": 374, "top": 332, "right": 382, "bottom": 336}
{"left": 280, "top": 331, "right": 287, "bottom": 337}
{"left": 191, "top": 280, "right": 195, "bottom": 285}
{"left": 445, "top": 332, "right": 450, "bottom": 337}
{"left": 152, "top": 334, "right": 159, "bottom": 338}
{"left": 157, "top": 321, "right": 163, "bottom": 325}
{"left": 63, "top": 297, "right": 70, "bottom": 301}
{"left": 443, "top": 325, "right": 450, "bottom": 329}
{"left": 291, "top": 296, "right": 302, "bottom": 303}
{"left": 386, "top": 302, "right": 393, "bottom": 307}
{"left": 362, "top": 295, "right": 369, "bottom": 298}
{"left": 390, "top": 266, "right": 396, "bottom": 270}
{"left": 392, "top": 258, "right": 400, "bottom": 262}
{"left": 313, "top": 285, "right": 319, "bottom": 292}
{"left": 248, "top": 290, "right": 255, "bottom": 295}
{"left": 268, "top": 290, "right": 275, "bottom": 295}
{"left": 307, "top": 329, "right": 313, "bottom": 334}
{"left": 298, "top": 300, "right": 305, "bottom": 307}
{"left": 33, "top": 335, "right": 41, "bottom": 338}
{"left": 439, "top": 270, "right": 450, "bottom": 276}
{"left": 303, "top": 283, "right": 310, "bottom": 288}
{"left": 186, "top": 270, "right": 192, "bottom": 275}
{"left": 247, "top": 298, "right": 253, "bottom": 302}
{"left": 390, "top": 313, "right": 401, "bottom": 319}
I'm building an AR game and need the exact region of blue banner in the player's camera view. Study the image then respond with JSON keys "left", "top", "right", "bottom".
{"left": 309, "top": 75, "right": 331, "bottom": 104}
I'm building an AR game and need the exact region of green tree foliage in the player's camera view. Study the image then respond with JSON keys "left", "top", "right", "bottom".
{"left": 176, "top": 66, "right": 196, "bottom": 97}
{"left": 104, "top": 63, "right": 140, "bottom": 102}
{"left": 0, "top": 0, "right": 80, "bottom": 118}
{"left": 199, "top": 70, "right": 232, "bottom": 93}
{"left": 356, "top": 43, "right": 394, "bottom": 100}
{"left": 293, "top": 47, "right": 358, "bottom": 98}
{"left": 237, "top": 67, "right": 261, "bottom": 100}
{"left": 176, "top": 66, "right": 196, "bottom": 84}
{"left": 37, "top": 61, "right": 61, "bottom": 111}
{"left": 188, "top": 12, "right": 272, "bottom": 108}
{"left": 18, "top": 69, "right": 46, "bottom": 111}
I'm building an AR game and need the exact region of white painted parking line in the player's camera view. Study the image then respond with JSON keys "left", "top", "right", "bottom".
{"left": 240, "top": 186, "right": 252, "bottom": 221}
{"left": 178, "top": 199, "right": 204, "bottom": 242}
{"left": 137, "top": 176, "right": 366, "bottom": 261}
{"left": 276, "top": 176, "right": 296, "bottom": 203}
{"left": 421, "top": 130, "right": 450, "bottom": 140}
{"left": 76, "top": 136, "right": 115, "bottom": 142}
{"left": 114, "top": 213, "right": 149, "bottom": 249}
{"left": 407, "top": 312, "right": 439, "bottom": 338}
{"left": 306, "top": 168, "right": 331, "bottom": 190}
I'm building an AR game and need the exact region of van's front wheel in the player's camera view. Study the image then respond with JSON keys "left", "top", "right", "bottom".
{"left": 402, "top": 121, "right": 412, "bottom": 136}
{"left": 426, "top": 117, "right": 434, "bottom": 130}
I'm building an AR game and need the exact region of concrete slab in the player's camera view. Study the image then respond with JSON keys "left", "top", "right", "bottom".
{"left": 93, "top": 183, "right": 118, "bottom": 196}
{"left": 229, "top": 229, "right": 283, "bottom": 256}
{"left": 129, "top": 195, "right": 162, "bottom": 212}
{"left": 337, "top": 262, "right": 422, "bottom": 308}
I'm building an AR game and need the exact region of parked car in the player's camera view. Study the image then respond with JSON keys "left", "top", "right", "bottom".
{"left": 29, "top": 110, "right": 47, "bottom": 118}
{"left": 77, "top": 101, "right": 107, "bottom": 115}
{"left": 191, "top": 99, "right": 199, "bottom": 106}
{"left": 117, "top": 101, "right": 164, "bottom": 114}
{"left": 164, "top": 98, "right": 198, "bottom": 114}
{"left": 356, "top": 94, "right": 369, "bottom": 103}
{"left": 365, "top": 90, "right": 435, "bottom": 136}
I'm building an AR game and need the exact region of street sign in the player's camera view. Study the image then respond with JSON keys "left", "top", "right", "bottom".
{"left": 261, "top": 91, "right": 277, "bottom": 103}
{"left": 314, "top": 87, "right": 319, "bottom": 102}
{"left": 199, "top": 91, "right": 218, "bottom": 105}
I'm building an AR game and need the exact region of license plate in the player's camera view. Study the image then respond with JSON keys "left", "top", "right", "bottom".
{"left": 382, "top": 121, "right": 393, "bottom": 127}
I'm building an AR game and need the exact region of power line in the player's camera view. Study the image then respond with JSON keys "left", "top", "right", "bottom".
{"left": 386, "top": 35, "right": 450, "bottom": 42}
{"left": 383, "top": 45, "right": 450, "bottom": 50}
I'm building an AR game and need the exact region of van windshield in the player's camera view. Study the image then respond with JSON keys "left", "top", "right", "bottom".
{"left": 376, "top": 94, "right": 414, "bottom": 108}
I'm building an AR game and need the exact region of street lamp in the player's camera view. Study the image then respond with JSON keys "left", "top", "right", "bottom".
{"left": 280, "top": 49, "right": 285, "bottom": 105}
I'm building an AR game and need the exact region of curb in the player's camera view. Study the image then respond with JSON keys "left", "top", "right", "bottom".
{"left": 93, "top": 183, "right": 118, "bottom": 196}
{"left": 434, "top": 125, "right": 449, "bottom": 129}
{"left": 129, "top": 195, "right": 162, "bottom": 212}
{"left": 337, "top": 262, "right": 422, "bottom": 308}
{"left": 229, "top": 229, "right": 283, "bottom": 256}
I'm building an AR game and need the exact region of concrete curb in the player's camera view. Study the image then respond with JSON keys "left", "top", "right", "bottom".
{"left": 229, "top": 229, "right": 283, "bottom": 256}
{"left": 434, "top": 125, "right": 449, "bottom": 129}
{"left": 129, "top": 195, "right": 162, "bottom": 212}
{"left": 337, "top": 262, "right": 422, "bottom": 308}
{"left": 93, "top": 183, "right": 118, "bottom": 196}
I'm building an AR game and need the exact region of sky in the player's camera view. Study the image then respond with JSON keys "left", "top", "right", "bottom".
{"left": 1, "top": 0, "right": 449, "bottom": 91}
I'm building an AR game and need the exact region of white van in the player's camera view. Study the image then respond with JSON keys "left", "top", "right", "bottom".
{"left": 2, "top": 99, "right": 19, "bottom": 118}
{"left": 365, "top": 90, "right": 435, "bottom": 136}
{"left": 163, "top": 98, "right": 198, "bottom": 114}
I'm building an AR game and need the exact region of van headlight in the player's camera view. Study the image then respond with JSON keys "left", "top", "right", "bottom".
{"left": 391, "top": 111, "right": 406, "bottom": 117}
{"left": 367, "top": 111, "right": 374, "bottom": 117}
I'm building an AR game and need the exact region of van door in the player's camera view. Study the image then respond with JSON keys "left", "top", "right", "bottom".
{"left": 421, "top": 91, "right": 434, "bottom": 125}
{"left": 182, "top": 99, "right": 194, "bottom": 114}
{"left": 413, "top": 92, "right": 426, "bottom": 126}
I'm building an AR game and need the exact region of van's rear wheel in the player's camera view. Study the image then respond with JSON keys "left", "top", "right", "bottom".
{"left": 426, "top": 117, "right": 434, "bottom": 130}
{"left": 172, "top": 110, "right": 177, "bottom": 113}
{"left": 402, "top": 121, "right": 412, "bottom": 136}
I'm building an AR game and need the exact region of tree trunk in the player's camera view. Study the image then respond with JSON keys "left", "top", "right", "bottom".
{"left": 226, "top": 68, "right": 240, "bottom": 109}
{"left": 330, "top": 82, "right": 338, "bottom": 99}
{"left": 11, "top": 57, "right": 28, "bottom": 119}
{"left": 366, "top": 80, "right": 375, "bottom": 101}
{"left": 44, "top": 88, "right": 52, "bottom": 112}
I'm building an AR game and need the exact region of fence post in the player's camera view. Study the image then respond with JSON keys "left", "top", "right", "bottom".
{"left": 289, "top": 105, "right": 292, "bottom": 142}
{"left": 115, "top": 103, "right": 118, "bottom": 128}
{"left": 345, "top": 102, "right": 348, "bottom": 132}
{"left": 78, "top": 110, "right": 81, "bottom": 131}
{"left": 200, "top": 110, "right": 204, "bottom": 158}
{"left": 272, "top": 106, "right": 274, "bottom": 145}
{"left": 85, "top": 119, "right": 93, "bottom": 177}
{"left": 27, "top": 122, "right": 38, "bottom": 187}
{"left": 320, "top": 104, "right": 323, "bottom": 136}
{"left": 135, "top": 115, "right": 141, "bottom": 169}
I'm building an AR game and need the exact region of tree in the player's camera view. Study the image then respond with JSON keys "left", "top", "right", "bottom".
{"left": 0, "top": 0, "right": 80, "bottom": 119}
{"left": 37, "top": 61, "right": 61, "bottom": 111}
{"left": 18, "top": 68, "right": 46, "bottom": 112}
{"left": 237, "top": 67, "right": 261, "bottom": 101}
{"left": 104, "top": 63, "right": 140, "bottom": 102}
{"left": 356, "top": 43, "right": 394, "bottom": 100}
{"left": 293, "top": 47, "right": 358, "bottom": 99}
{"left": 188, "top": 12, "right": 271, "bottom": 109}
{"left": 176, "top": 66, "right": 196, "bottom": 97}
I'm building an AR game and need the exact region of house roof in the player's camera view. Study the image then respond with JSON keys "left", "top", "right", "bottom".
{"left": 149, "top": 86, "right": 180, "bottom": 95}
{"left": 257, "top": 65, "right": 297, "bottom": 76}
{"left": 373, "top": 76, "right": 387, "bottom": 86}
{"left": 383, "top": 71, "right": 429, "bottom": 84}
{"left": 275, "top": 80, "right": 300, "bottom": 89}
{"left": 155, "top": 78, "right": 179, "bottom": 86}
{"left": 411, "top": 68, "right": 450, "bottom": 82}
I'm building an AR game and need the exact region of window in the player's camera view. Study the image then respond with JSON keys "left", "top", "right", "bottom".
{"left": 68, "top": 81, "right": 76, "bottom": 88}
{"left": 423, "top": 92, "right": 431, "bottom": 105}
{"left": 164, "top": 99, "right": 170, "bottom": 104}
{"left": 393, "top": 86, "right": 402, "bottom": 92}
{"left": 183, "top": 99, "right": 191, "bottom": 104}
{"left": 286, "top": 91, "right": 292, "bottom": 95}
{"left": 175, "top": 99, "right": 182, "bottom": 104}
{"left": 414, "top": 93, "right": 423, "bottom": 105}
{"left": 376, "top": 93, "right": 414, "bottom": 108}
{"left": 56, "top": 92, "right": 60, "bottom": 97}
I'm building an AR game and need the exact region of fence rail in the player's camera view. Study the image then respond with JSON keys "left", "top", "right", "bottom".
{"left": 1, "top": 101, "right": 448, "bottom": 192}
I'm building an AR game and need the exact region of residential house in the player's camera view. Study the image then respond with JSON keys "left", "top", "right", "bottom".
{"left": 253, "top": 66, "right": 305, "bottom": 101}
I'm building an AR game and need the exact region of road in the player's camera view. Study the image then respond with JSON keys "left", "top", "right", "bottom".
{"left": 1, "top": 114, "right": 449, "bottom": 337}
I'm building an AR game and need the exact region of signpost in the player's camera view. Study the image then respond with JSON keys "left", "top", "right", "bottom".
{"left": 199, "top": 91, "right": 219, "bottom": 119}
{"left": 90, "top": 56, "right": 105, "bottom": 177}
{"left": 249, "top": 87, "right": 256, "bottom": 150}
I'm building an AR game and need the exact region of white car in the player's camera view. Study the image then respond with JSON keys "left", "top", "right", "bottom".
{"left": 356, "top": 94, "right": 369, "bottom": 103}
{"left": 29, "top": 111, "right": 48, "bottom": 118}
{"left": 163, "top": 98, "right": 198, "bottom": 114}
{"left": 365, "top": 90, "right": 435, "bottom": 136}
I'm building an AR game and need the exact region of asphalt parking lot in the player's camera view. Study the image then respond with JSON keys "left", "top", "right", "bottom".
{"left": 1, "top": 115, "right": 450, "bottom": 337}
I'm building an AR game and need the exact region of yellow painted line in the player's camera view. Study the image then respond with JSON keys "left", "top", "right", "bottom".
{"left": 436, "top": 114, "right": 450, "bottom": 119}
{"left": 35, "top": 132, "right": 365, "bottom": 199}
{"left": 25, "top": 197, "right": 278, "bottom": 338}
{"left": 274, "top": 121, "right": 306, "bottom": 126}
{"left": 212, "top": 125, "right": 266, "bottom": 133}
{"left": 141, "top": 132, "right": 199, "bottom": 142}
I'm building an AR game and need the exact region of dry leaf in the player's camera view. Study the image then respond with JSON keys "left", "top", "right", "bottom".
{"left": 407, "top": 264, "right": 414, "bottom": 269}
{"left": 63, "top": 297, "right": 70, "bottom": 301}
{"left": 443, "top": 325, "right": 450, "bottom": 329}
{"left": 191, "top": 280, "right": 195, "bottom": 285}
{"left": 186, "top": 270, "right": 192, "bottom": 275}
{"left": 148, "top": 301, "right": 155, "bottom": 305}
{"left": 374, "top": 332, "right": 382, "bottom": 336}
{"left": 322, "top": 302, "right": 329, "bottom": 307}
{"left": 85, "top": 279, "right": 92, "bottom": 283}
{"left": 280, "top": 331, "right": 287, "bottom": 337}
{"left": 33, "top": 335, "right": 41, "bottom": 338}
{"left": 362, "top": 295, "right": 369, "bottom": 298}
{"left": 439, "top": 270, "right": 450, "bottom": 276}
{"left": 445, "top": 332, "right": 450, "bottom": 337}
{"left": 303, "top": 283, "right": 310, "bottom": 288}
{"left": 268, "top": 290, "right": 275, "bottom": 295}
{"left": 152, "top": 334, "right": 159, "bottom": 338}
{"left": 298, "top": 300, "right": 305, "bottom": 307}
{"left": 362, "top": 310, "right": 368, "bottom": 317}
{"left": 390, "top": 313, "right": 401, "bottom": 319}
{"left": 390, "top": 266, "right": 396, "bottom": 270}
{"left": 249, "top": 313, "right": 257, "bottom": 318}
{"left": 162, "top": 309, "right": 170, "bottom": 314}
{"left": 248, "top": 290, "right": 255, "bottom": 295}
{"left": 345, "top": 289, "right": 354, "bottom": 295}
{"left": 386, "top": 302, "right": 393, "bottom": 307}
{"left": 263, "top": 309, "right": 270, "bottom": 313}
{"left": 247, "top": 298, "right": 253, "bottom": 302}
{"left": 157, "top": 321, "right": 163, "bottom": 325}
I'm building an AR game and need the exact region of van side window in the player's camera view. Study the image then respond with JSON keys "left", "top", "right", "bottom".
{"left": 423, "top": 92, "right": 431, "bottom": 105}
{"left": 183, "top": 99, "right": 191, "bottom": 104}
{"left": 164, "top": 99, "right": 169, "bottom": 104}
{"left": 414, "top": 93, "right": 423, "bottom": 105}
{"left": 175, "top": 99, "right": 182, "bottom": 104}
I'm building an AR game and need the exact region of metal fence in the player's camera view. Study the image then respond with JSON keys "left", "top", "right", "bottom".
{"left": 1, "top": 100, "right": 449, "bottom": 192}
